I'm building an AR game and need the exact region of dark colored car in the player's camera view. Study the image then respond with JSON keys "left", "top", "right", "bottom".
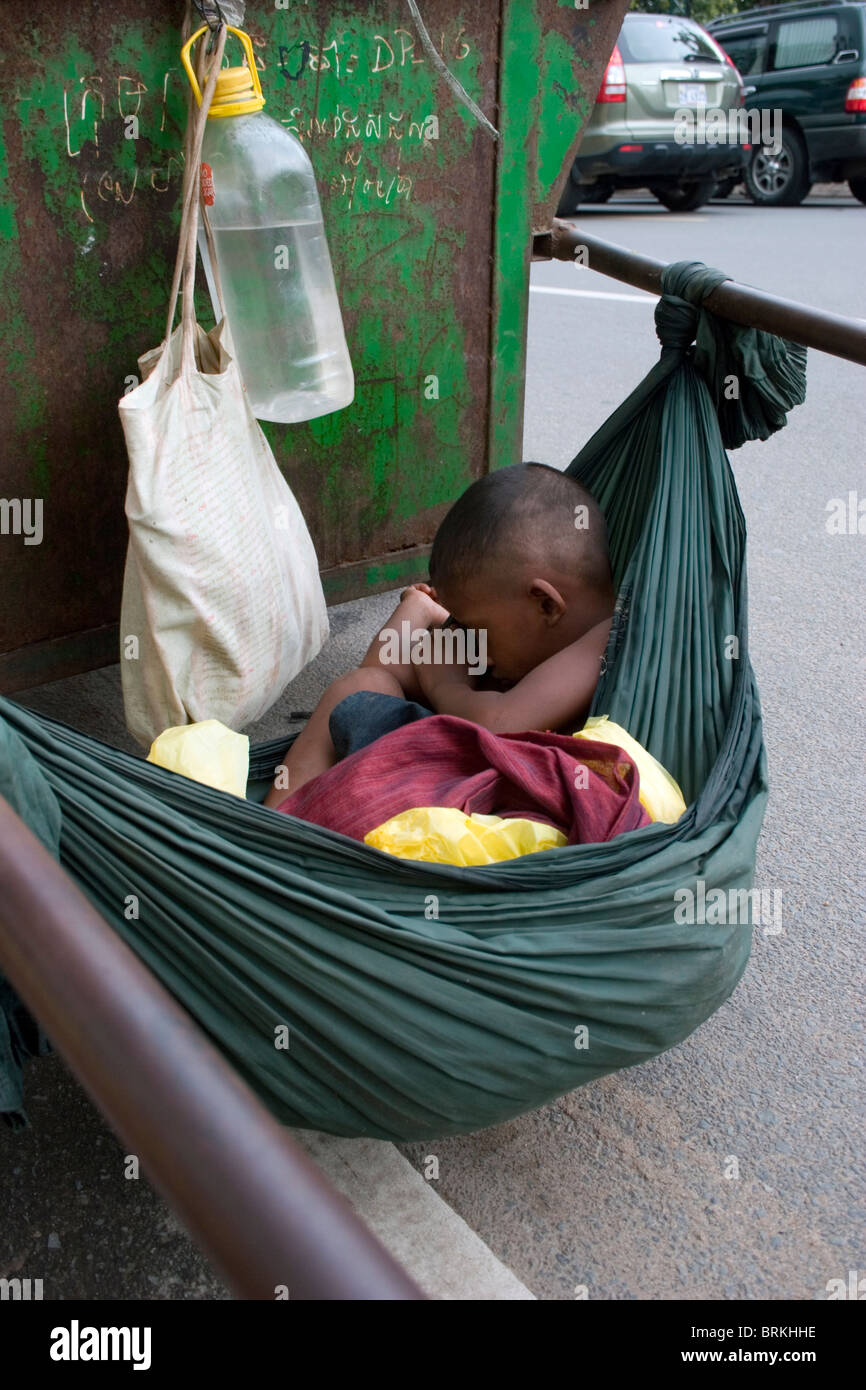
{"left": 708, "top": 0, "right": 866, "bottom": 204}
{"left": 557, "top": 11, "right": 747, "bottom": 214}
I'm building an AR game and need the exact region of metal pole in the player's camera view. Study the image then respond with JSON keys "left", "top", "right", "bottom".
{"left": 535, "top": 219, "right": 866, "bottom": 368}
{"left": 0, "top": 795, "right": 425, "bottom": 1301}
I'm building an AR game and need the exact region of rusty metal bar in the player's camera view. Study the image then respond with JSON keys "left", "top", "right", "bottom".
{"left": 535, "top": 219, "right": 866, "bottom": 368}
{"left": 0, "top": 795, "right": 426, "bottom": 1301}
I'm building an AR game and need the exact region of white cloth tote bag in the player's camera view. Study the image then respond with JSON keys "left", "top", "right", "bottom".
{"left": 119, "top": 28, "right": 328, "bottom": 747}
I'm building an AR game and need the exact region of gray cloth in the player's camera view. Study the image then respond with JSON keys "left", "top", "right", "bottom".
{"left": 0, "top": 716, "right": 62, "bottom": 1128}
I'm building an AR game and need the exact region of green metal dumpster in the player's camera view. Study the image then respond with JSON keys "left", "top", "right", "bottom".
{"left": 0, "top": 0, "right": 630, "bottom": 691}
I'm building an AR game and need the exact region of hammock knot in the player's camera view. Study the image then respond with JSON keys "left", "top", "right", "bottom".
{"left": 656, "top": 260, "right": 807, "bottom": 448}
{"left": 654, "top": 294, "right": 698, "bottom": 353}
{"left": 661, "top": 259, "right": 732, "bottom": 306}
{"left": 655, "top": 260, "right": 732, "bottom": 354}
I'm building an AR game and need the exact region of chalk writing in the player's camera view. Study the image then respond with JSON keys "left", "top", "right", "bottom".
{"left": 283, "top": 106, "right": 438, "bottom": 144}
{"left": 63, "top": 76, "right": 104, "bottom": 157}
{"left": 59, "top": 15, "right": 471, "bottom": 225}
{"left": 117, "top": 76, "right": 146, "bottom": 119}
{"left": 63, "top": 67, "right": 192, "bottom": 165}
{"left": 276, "top": 26, "right": 472, "bottom": 84}
{"left": 372, "top": 26, "right": 470, "bottom": 73}
{"left": 327, "top": 170, "right": 413, "bottom": 211}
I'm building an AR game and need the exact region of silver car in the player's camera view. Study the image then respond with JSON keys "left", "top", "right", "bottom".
{"left": 558, "top": 11, "right": 747, "bottom": 212}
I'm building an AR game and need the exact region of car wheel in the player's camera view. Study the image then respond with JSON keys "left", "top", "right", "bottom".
{"left": 848, "top": 176, "right": 866, "bottom": 205}
{"left": 713, "top": 177, "right": 739, "bottom": 199}
{"left": 744, "top": 130, "right": 811, "bottom": 206}
{"left": 555, "top": 173, "right": 581, "bottom": 217}
{"left": 580, "top": 183, "right": 614, "bottom": 204}
{"left": 649, "top": 179, "right": 717, "bottom": 212}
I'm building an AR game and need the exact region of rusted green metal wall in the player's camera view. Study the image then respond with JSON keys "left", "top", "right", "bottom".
{"left": 0, "top": 0, "right": 629, "bottom": 690}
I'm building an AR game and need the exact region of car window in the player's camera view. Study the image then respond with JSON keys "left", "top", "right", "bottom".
{"left": 717, "top": 28, "right": 769, "bottom": 77}
{"left": 772, "top": 15, "right": 840, "bottom": 69}
{"left": 618, "top": 18, "right": 722, "bottom": 64}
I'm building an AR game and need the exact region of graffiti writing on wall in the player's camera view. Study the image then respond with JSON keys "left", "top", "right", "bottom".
{"left": 58, "top": 21, "right": 474, "bottom": 222}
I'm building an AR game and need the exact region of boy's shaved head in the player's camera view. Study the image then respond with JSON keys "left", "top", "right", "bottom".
{"left": 429, "top": 462, "right": 611, "bottom": 599}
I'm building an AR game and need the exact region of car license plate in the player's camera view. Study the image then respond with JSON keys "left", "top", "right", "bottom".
{"left": 678, "top": 82, "right": 707, "bottom": 105}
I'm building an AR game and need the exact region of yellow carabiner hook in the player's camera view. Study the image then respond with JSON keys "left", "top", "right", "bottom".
{"left": 180, "top": 24, "right": 265, "bottom": 109}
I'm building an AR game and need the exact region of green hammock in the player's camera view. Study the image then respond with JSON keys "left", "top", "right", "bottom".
{"left": 0, "top": 263, "right": 805, "bottom": 1140}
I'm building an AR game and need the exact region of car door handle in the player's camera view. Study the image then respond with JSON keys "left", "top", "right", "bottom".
{"left": 743, "top": 85, "right": 757, "bottom": 97}
{"left": 833, "top": 49, "right": 859, "bottom": 63}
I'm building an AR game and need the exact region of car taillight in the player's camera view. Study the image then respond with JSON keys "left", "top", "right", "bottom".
{"left": 597, "top": 44, "right": 626, "bottom": 103}
{"left": 845, "top": 76, "right": 866, "bottom": 111}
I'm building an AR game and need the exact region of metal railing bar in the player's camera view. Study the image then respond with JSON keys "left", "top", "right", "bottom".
{"left": 534, "top": 219, "right": 866, "bottom": 368}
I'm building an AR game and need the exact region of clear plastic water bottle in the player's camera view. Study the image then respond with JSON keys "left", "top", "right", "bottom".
{"left": 182, "top": 25, "right": 354, "bottom": 424}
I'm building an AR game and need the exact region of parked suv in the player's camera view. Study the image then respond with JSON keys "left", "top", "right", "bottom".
{"left": 557, "top": 11, "right": 747, "bottom": 213}
{"left": 708, "top": 0, "right": 866, "bottom": 204}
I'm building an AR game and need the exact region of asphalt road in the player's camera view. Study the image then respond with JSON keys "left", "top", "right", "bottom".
{"left": 4, "top": 188, "right": 864, "bottom": 1301}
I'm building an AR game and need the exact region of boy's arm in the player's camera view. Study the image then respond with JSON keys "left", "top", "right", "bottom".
{"left": 359, "top": 584, "right": 449, "bottom": 703}
{"left": 417, "top": 618, "right": 611, "bottom": 734}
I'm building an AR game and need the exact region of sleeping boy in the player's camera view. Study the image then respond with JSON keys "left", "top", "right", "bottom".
{"left": 263, "top": 462, "right": 616, "bottom": 806}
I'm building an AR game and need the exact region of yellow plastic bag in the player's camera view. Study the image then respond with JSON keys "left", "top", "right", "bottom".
{"left": 365, "top": 807, "right": 566, "bottom": 866}
{"left": 146, "top": 719, "right": 249, "bottom": 798}
{"left": 574, "top": 715, "right": 686, "bottom": 824}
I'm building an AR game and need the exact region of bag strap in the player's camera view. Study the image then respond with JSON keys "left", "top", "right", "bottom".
{"left": 161, "top": 20, "right": 227, "bottom": 376}
{"left": 191, "top": 21, "right": 228, "bottom": 325}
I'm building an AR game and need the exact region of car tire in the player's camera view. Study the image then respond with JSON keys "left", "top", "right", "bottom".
{"left": 848, "top": 176, "right": 866, "bottom": 205}
{"left": 649, "top": 179, "right": 717, "bottom": 212}
{"left": 744, "top": 129, "right": 811, "bottom": 206}
{"left": 555, "top": 174, "right": 581, "bottom": 217}
{"left": 581, "top": 183, "right": 614, "bottom": 204}
{"left": 713, "top": 177, "right": 739, "bottom": 199}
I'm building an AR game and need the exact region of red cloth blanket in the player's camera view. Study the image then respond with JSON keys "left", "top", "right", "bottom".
{"left": 276, "top": 714, "right": 650, "bottom": 845}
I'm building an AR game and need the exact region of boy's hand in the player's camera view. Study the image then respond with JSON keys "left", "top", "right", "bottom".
{"left": 399, "top": 583, "right": 449, "bottom": 629}
{"left": 400, "top": 581, "right": 438, "bottom": 601}
{"left": 414, "top": 612, "right": 474, "bottom": 706}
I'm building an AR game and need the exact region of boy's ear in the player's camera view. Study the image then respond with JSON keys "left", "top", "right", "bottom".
{"left": 529, "top": 579, "right": 566, "bottom": 624}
